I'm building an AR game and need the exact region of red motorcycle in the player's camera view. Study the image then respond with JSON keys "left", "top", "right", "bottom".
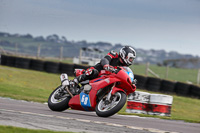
{"left": 48, "top": 66, "right": 136, "bottom": 117}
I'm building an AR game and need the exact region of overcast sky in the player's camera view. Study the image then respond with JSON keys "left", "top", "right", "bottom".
{"left": 0, "top": 0, "right": 200, "bottom": 56}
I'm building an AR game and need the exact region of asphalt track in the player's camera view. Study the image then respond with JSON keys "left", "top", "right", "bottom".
{"left": 0, "top": 97, "right": 199, "bottom": 133}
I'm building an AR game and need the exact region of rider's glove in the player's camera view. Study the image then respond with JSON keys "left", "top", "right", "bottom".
{"left": 103, "top": 64, "right": 115, "bottom": 72}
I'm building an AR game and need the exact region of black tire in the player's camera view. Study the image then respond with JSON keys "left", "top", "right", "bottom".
{"left": 44, "top": 61, "right": 60, "bottom": 73}
{"left": 160, "top": 80, "right": 176, "bottom": 93}
{"left": 95, "top": 91, "right": 127, "bottom": 117}
{"left": 6, "top": 56, "right": 16, "bottom": 67}
{"left": 189, "top": 85, "right": 200, "bottom": 98}
{"left": 15, "top": 57, "right": 31, "bottom": 69}
{"left": 146, "top": 77, "right": 161, "bottom": 91}
{"left": 30, "top": 59, "right": 45, "bottom": 71}
{"left": 175, "top": 82, "right": 190, "bottom": 96}
{"left": 48, "top": 85, "right": 71, "bottom": 111}
{"left": 60, "top": 63, "right": 74, "bottom": 76}
{"left": 1, "top": 54, "right": 8, "bottom": 65}
{"left": 134, "top": 74, "right": 148, "bottom": 89}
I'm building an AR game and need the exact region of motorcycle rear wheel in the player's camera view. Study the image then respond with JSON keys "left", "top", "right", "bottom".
{"left": 48, "top": 85, "right": 71, "bottom": 111}
{"left": 95, "top": 91, "right": 126, "bottom": 117}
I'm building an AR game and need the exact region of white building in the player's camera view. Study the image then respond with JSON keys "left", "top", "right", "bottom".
{"left": 73, "top": 47, "right": 104, "bottom": 66}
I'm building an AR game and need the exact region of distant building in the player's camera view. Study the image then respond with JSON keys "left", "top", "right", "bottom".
{"left": 73, "top": 47, "right": 104, "bottom": 66}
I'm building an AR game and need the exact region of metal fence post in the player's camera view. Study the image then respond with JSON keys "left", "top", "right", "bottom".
{"left": 60, "top": 46, "right": 63, "bottom": 61}
{"left": 79, "top": 48, "right": 82, "bottom": 64}
{"left": 145, "top": 62, "right": 149, "bottom": 76}
{"left": 165, "top": 65, "right": 169, "bottom": 79}
{"left": 37, "top": 44, "right": 41, "bottom": 59}
{"left": 15, "top": 43, "right": 18, "bottom": 55}
{"left": 197, "top": 69, "right": 200, "bottom": 85}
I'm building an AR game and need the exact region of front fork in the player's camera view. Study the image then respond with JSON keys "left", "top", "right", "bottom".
{"left": 106, "top": 82, "right": 116, "bottom": 101}
{"left": 106, "top": 82, "right": 126, "bottom": 102}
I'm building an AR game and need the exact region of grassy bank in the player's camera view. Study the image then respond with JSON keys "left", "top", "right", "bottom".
{"left": 0, "top": 125, "right": 75, "bottom": 133}
{"left": 0, "top": 65, "right": 200, "bottom": 123}
{"left": 0, "top": 66, "right": 62, "bottom": 102}
{"left": 130, "top": 64, "right": 199, "bottom": 84}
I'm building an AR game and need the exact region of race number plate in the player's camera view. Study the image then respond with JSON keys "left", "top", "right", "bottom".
{"left": 80, "top": 92, "right": 91, "bottom": 111}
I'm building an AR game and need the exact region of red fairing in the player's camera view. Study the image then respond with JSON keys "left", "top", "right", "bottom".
{"left": 68, "top": 67, "right": 136, "bottom": 111}
{"left": 68, "top": 95, "right": 85, "bottom": 110}
{"left": 74, "top": 69, "right": 85, "bottom": 77}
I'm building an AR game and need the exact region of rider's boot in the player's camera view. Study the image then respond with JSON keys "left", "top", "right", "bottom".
{"left": 67, "top": 75, "right": 87, "bottom": 94}
{"left": 70, "top": 77, "right": 79, "bottom": 87}
{"left": 70, "top": 74, "right": 87, "bottom": 87}
{"left": 60, "top": 73, "right": 81, "bottom": 95}
{"left": 71, "top": 67, "right": 99, "bottom": 86}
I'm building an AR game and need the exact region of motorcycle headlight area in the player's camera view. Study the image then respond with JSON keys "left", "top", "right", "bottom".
{"left": 126, "top": 71, "right": 134, "bottom": 82}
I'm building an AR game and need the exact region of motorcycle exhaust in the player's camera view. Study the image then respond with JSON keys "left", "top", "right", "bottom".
{"left": 60, "top": 73, "right": 74, "bottom": 97}
{"left": 60, "top": 73, "right": 69, "bottom": 86}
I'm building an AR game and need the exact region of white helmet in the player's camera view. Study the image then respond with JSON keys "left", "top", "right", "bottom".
{"left": 119, "top": 46, "right": 136, "bottom": 66}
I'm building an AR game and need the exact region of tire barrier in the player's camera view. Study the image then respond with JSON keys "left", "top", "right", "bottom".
{"left": 126, "top": 91, "right": 173, "bottom": 116}
{"left": 126, "top": 91, "right": 150, "bottom": 114}
{"left": 6, "top": 56, "right": 16, "bottom": 67}
{"left": 1, "top": 55, "right": 15, "bottom": 67}
{"left": 0, "top": 54, "right": 7, "bottom": 65}
{"left": 15, "top": 57, "right": 31, "bottom": 69}
{"left": 30, "top": 59, "right": 45, "bottom": 71}
{"left": 60, "top": 63, "right": 74, "bottom": 76}
{"left": 148, "top": 94, "right": 173, "bottom": 116}
{"left": 1, "top": 55, "right": 200, "bottom": 98}
{"left": 189, "top": 85, "right": 200, "bottom": 98}
{"left": 134, "top": 74, "right": 148, "bottom": 89}
{"left": 160, "top": 80, "right": 176, "bottom": 93}
{"left": 146, "top": 77, "right": 161, "bottom": 91}
{"left": 175, "top": 82, "right": 190, "bottom": 96}
{"left": 44, "top": 61, "right": 60, "bottom": 73}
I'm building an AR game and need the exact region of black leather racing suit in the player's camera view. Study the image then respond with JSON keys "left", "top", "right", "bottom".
{"left": 75, "top": 50, "right": 125, "bottom": 83}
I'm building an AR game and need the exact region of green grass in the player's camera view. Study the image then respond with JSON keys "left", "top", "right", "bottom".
{"left": 0, "top": 125, "right": 75, "bottom": 133}
{"left": 0, "top": 65, "right": 73, "bottom": 102}
{"left": 171, "top": 96, "right": 200, "bottom": 122}
{"left": 0, "top": 65, "right": 200, "bottom": 123}
{"left": 130, "top": 64, "right": 199, "bottom": 84}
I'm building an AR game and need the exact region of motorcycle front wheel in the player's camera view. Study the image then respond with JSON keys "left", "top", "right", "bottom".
{"left": 48, "top": 85, "right": 71, "bottom": 111}
{"left": 95, "top": 91, "right": 126, "bottom": 117}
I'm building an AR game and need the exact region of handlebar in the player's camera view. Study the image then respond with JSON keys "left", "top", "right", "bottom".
{"left": 107, "top": 66, "right": 121, "bottom": 74}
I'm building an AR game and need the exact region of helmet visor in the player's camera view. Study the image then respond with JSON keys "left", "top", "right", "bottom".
{"left": 129, "top": 57, "right": 134, "bottom": 63}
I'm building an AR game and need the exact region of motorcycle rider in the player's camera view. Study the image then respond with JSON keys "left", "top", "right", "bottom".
{"left": 61, "top": 46, "right": 136, "bottom": 87}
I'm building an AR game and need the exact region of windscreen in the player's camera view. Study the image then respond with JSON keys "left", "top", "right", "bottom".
{"left": 122, "top": 67, "right": 134, "bottom": 82}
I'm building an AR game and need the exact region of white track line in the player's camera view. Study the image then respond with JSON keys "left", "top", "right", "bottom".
{"left": 0, "top": 109, "right": 178, "bottom": 133}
